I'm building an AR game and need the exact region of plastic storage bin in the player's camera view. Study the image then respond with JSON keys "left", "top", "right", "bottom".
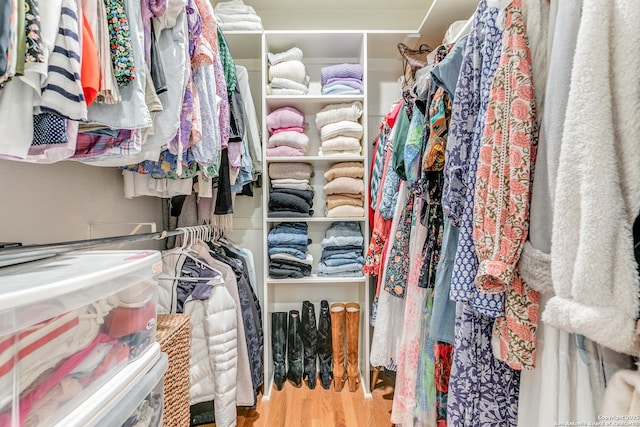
{"left": 0, "top": 250, "right": 162, "bottom": 427}
{"left": 98, "top": 351, "right": 168, "bottom": 427}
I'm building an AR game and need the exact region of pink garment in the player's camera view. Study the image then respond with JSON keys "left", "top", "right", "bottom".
{"left": 271, "top": 126, "right": 304, "bottom": 135}
{"left": 267, "top": 131, "right": 309, "bottom": 153}
{"left": 266, "top": 145, "right": 305, "bottom": 157}
{"left": 472, "top": 0, "right": 539, "bottom": 370}
{"left": 0, "top": 334, "right": 111, "bottom": 426}
{"left": 266, "top": 107, "right": 305, "bottom": 134}
{"left": 390, "top": 203, "right": 429, "bottom": 425}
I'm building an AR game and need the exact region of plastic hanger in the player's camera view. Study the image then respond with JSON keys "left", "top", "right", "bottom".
{"left": 159, "top": 226, "right": 224, "bottom": 281}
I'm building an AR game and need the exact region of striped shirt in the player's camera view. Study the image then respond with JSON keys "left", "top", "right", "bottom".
{"left": 39, "top": 0, "right": 87, "bottom": 121}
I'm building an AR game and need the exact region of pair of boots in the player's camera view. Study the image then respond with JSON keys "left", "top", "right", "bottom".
{"left": 272, "top": 300, "right": 333, "bottom": 390}
{"left": 330, "top": 302, "right": 360, "bottom": 392}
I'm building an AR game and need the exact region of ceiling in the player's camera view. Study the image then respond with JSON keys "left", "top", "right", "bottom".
{"left": 239, "top": 0, "right": 436, "bottom": 31}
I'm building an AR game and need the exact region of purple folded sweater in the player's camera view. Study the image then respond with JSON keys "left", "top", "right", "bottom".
{"left": 321, "top": 64, "right": 363, "bottom": 86}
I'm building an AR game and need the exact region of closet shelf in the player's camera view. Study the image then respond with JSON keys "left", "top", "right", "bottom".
{"left": 266, "top": 275, "right": 366, "bottom": 285}
{"left": 266, "top": 217, "right": 366, "bottom": 223}
{"left": 265, "top": 95, "right": 365, "bottom": 110}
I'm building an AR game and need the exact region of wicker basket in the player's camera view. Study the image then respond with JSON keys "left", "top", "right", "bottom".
{"left": 156, "top": 314, "right": 191, "bottom": 427}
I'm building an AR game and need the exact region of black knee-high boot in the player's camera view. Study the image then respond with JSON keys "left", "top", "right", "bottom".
{"left": 286, "top": 310, "right": 303, "bottom": 387}
{"left": 301, "top": 301, "right": 318, "bottom": 389}
{"left": 317, "top": 300, "right": 333, "bottom": 389}
{"left": 271, "top": 312, "right": 288, "bottom": 390}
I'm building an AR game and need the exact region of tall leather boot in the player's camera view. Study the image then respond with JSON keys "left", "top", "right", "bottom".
{"left": 345, "top": 302, "right": 361, "bottom": 392}
{"left": 271, "top": 311, "right": 288, "bottom": 391}
{"left": 301, "top": 301, "right": 318, "bottom": 389}
{"left": 317, "top": 300, "right": 333, "bottom": 390}
{"left": 286, "top": 310, "right": 303, "bottom": 388}
{"left": 330, "top": 303, "right": 347, "bottom": 392}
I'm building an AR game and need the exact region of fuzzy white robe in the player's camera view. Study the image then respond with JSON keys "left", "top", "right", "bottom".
{"left": 543, "top": 0, "right": 640, "bottom": 355}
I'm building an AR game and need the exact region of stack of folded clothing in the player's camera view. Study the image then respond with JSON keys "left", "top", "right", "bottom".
{"left": 315, "top": 102, "right": 363, "bottom": 156}
{"left": 266, "top": 107, "right": 309, "bottom": 157}
{"left": 214, "top": 0, "right": 264, "bottom": 31}
{"left": 267, "top": 47, "right": 309, "bottom": 95}
{"left": 323, "top": 162, "right": 365, "bottom": 218}
{"left": 317, "top": 222, "right": 364, "bottom": 277}
{"left": 320, "top": 63, "right": 364, "bottom": 95}
{"left": 269, "top": 162, "right": 315, "bottom": 217}
{"left": 268, "top": 222, "right": 313, "bottom": 278}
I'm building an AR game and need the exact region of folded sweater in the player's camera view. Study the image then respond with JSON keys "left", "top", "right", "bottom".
{"left": 214, "top": 0, "right": 257, "bottom": 14}
{"left": 267, "top": 145, "right": 305, "bottom": 157}
{"left": 268, "top": 47, "right": 303, "bottom": 66}
{"left": 323, "top": 176, "right": 364, "bottom": 195}
{"left": 217, "top": 21, "right": 263, "bottom": 31}
{"left": 327, "top": 205, "right": 365, "bottom": 218}
{"left": 269, "top": 60, "right": 307, "bottom": 84}
{"left": 321, "top": 85, "right": 362, "bottom": 96}
{"left": 318, "top": 148, "right": 362, "bottom": 157}
{"left": 269, "top": 77, "right": 309, "bottom": 93}
{"left": 271, "top": 188, "right": 315, "bottom": 204}
{"left": 271, "top": 178, "right": 313, "bottom": 191}
{"left": 321, "top": 136, "right": 362, "bottom": 152}
{"left": 270, "top": 252, "right": 314, "bottom": 266}
{"left": 327, "top": 194, "right": 364, "bottom": 210}
{"left": 269, "top": 192, "right": 311, "bottom": 214}
{"left": 268, "top": 162, "right": 313, "bottom": 180}
{"left": 266, "top": 107, "right": 305, "bottom": 133}
{"left": 266, "top": 87, "right": 306, "bottom": 95}
{"left": 267, "top": 131, "right": 309, "bottom": 152}
{"left": 324, "top": 162, "right": 364, "bottom": 181}
{"left": 320, "top": 120, "right": 363, "bottom": 141}
{"left": 215, "top": 12, "right": 262, "bottom": 24}
{"left": 315, "top": 102, "right": 363, "bottom": 128}
{"left": 320, "top": 63, "right": 364, "bottom": 86}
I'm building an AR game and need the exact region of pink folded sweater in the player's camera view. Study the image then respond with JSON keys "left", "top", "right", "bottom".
{"left": 266, "top": 107, "right": 305, "bottom": 133}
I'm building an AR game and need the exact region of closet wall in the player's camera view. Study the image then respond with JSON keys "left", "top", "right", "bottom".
{"left": 0, "top": 161, "right": 163, "bottom": 247}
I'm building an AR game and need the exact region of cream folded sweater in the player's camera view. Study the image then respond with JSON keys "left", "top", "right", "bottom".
{"left": 327, "top": 205, "right": 365, "bottom": 218}
{"left": 315, "top": 101, "right": 363, "bottom": 128}
{"left": 320, "top": 136, "right": 361, "bottom": 152}
{"left": 324, "top": 162, "right": 364, "bottom": 181}
{"left": 269, "top": 60, "right": 307, "bottom": 84}
{"left": 323, "top": 177, "right": 364, "bottom": 196}
{"left": 320, "top": 120, "right": 363, "bottom": 141}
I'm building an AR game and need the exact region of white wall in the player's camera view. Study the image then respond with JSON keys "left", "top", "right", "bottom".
{"left": 0, "top": 160, "right": 164, "bottom": 249}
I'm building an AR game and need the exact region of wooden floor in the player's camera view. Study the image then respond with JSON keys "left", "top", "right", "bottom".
{"left": 203, "top": 372, "right": 395, "bottom": 427}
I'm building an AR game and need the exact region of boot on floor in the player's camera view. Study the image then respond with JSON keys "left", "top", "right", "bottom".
{"left": 317, "top": 300, "right": 333, "bottom": 390}
{"left": 330, "top": 302, "right": 347, "bottom": 392}
{"left": 346, "top": 302, "right": 361, "bottom": 392}
{"left": 301, "top": 300, "right": 318, "bottom": 389}
{"left": 272, "top": 311, "right": 288, "bottom": 391}
{"left": 287, "top": 310, "right": 303, "bottom": 388}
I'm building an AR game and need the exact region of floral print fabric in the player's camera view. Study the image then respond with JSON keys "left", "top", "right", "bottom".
{"left": 471, "top": 0, "right": 539, "bottom": 370}
{"left": 446, "top": 305, "right": 521, "bottom": 426}
{"left": 382, "top": 192, "right": 415, "bottom": 298}
{"left": 472, "top": 0, "right": 538, "bottom": 295}
{"left": 24, "top": 0, "right": 44, "bottom": 64}
{"left": 104, "top": 0, "right": 135, "bottom": 87}
{"left": 448, "top": 0, "right": 505, "bottom": 318}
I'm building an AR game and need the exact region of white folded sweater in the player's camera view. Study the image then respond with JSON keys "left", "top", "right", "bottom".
{"left": 269, "top": 60, "right": 307, "bottom": 84}
{"left": 268, "top": 47, "right": 304, "bottom": 66}
{"left": 315, "top": 101, "right": 363, "bottom": 128}
{"left": 320, "top": 120, "right": 363, "bottom": 141}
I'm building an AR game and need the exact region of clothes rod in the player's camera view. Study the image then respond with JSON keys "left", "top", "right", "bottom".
{"left": 0, "top": 230, "right": 185, "bottom": 268}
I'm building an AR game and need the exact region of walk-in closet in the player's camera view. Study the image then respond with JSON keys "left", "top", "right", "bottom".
{"left": 0, "top": 0, "right": 638, "bottom": 426}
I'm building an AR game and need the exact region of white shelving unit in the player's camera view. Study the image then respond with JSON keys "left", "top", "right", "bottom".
{"left": 261, "top": 30, "right": 372, "bottom": 400}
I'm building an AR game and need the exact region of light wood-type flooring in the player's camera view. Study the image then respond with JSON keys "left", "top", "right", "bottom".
{"left": 203, "top": 371, "right": 395, "bottom": 427}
